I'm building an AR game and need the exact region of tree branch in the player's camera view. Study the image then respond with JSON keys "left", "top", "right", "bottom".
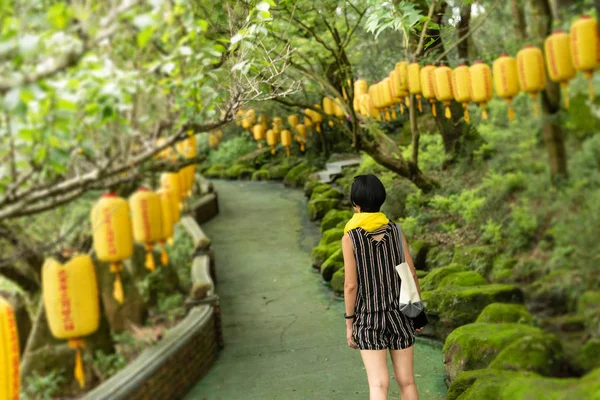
{"left": 413, "top": 0, "right": 437, "bottom": 59}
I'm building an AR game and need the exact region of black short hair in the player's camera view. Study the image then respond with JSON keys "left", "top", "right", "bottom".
{"left": 350, "top": 174, "right": 386, "bottom": 212}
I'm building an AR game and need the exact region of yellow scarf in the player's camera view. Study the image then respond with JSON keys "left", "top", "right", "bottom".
{"left": 343, "top": 212, "right": 389, "bottom": 234}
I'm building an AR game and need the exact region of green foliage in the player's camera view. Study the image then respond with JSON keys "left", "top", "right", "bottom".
{"left": 89, "top": 350, "right": 127, "bottom": 381}
{"left": 207, "top": 135, "right": 258, "bottom": 166}
{"left": 157, "top": 293, "right": 186, "bottom": 323}
{"left": 168, "top": 226, "right": 195, "bottom": 290}
{"left": 22, "top": 369, "right": 66, "bottom": 400}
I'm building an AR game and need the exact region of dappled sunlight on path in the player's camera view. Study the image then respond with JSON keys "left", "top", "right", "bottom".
{"left": 185, "top": 181, "right": 446, "bottom": 400}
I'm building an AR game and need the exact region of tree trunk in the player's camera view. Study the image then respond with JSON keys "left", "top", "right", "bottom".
{"left": 457, "top": 3, "right": 471, "bottom": 63}
{"left": 359, "top": 130, "right": 438, "bottom": 192}
{"left": 529, "top": 0, "right": 568, "bottom": 181}
{"left": 409, "top": 94, "right": 420, "bottom": 166}
{"left": 511, "top": 0, "right": 528, "bottom": 40}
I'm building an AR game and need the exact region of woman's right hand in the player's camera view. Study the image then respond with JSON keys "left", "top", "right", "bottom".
{"left": 346, "top": 324, "right": 358, "bottom": 349}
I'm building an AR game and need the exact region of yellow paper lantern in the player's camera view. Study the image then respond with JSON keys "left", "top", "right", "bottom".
{"left": 517, "top": 45, "right": 546, "bottom": 116}
{"left": 281, "top": 129, "right": 292, "bottom": 156}
{"left": 389, "top": 70, "right": 405, "bottom": 115}
{"left": 311, "top": 105, "right": 323, "bottom": 132}
{"left": 91, "top": 193, "right": 133, "bottom": 303}
{"left": 469, "top": 61, "right": 493, "bottom": 120}
{"left": 358, "top": 93, "right": 376, "bottom": 118}
{"left": 545, "top": 29, "right": 576, "bottom": 108}
{"left": 160, "top": 172, "right": 182, "bottom": 216}
{"left": 303, "top": 110, "right": 313, "bottom": 136}
{"left": 570, "top": 15, "right": 599, "bottom": 99}
{"left": 157, "top": 188, "right": 175, "bottom": 266}
{"left": 493, "top": 55, "right": 520, "bottom": 121}
{"left": 129, "top": 188, "right": 163, "bottom": 272}
{"left": 408, "top": 63, "right": 423, "bottom": 112}
{"left": 452, "top": 65, "right": 471, "bottom": 122}
{"left": 434, "top": 65, "right": 454, "bottom": 119}
{"left": 252, "top": 124, "right": 265, "bottom": 148}
{"left": 288, "top": 114, "right": 299, "bottom": 127}
{"left": 354, "top": 79, "right": 369, "bottom": 113}
{"left": 296, "top": 124, "right": 307, "bottom": 152}
{"left": 380, "top": 77, "right": 394, "bottom": 120}
{"left": 176, "top": 133, "right": 197, "bottom": 198}
{"left": 323, "top": 97, "right": 335, "bottom": 115}
{"left": 259, "top": 115, "right": 269, "bottom": 131}
{"left": 266, "top": 129, "right": 277, "bottom": 155}
{"left": 333, "top": 98, "right": 345, "bottom": 120}
{"left": 420, "top": 65, "right": 437, "bottom": 117}
{"left": 43, "top": 255, "right": 99, "bottom": 388}
{"left": 0, "top": 297, "right": 20, "bottom": 400}
{"left": 208, "top": 132, "right": 220, "bottom": 149}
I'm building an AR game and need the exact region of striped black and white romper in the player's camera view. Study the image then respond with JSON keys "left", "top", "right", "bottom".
{"left": 348, "top": 222, "right": 415, "bottom": 350}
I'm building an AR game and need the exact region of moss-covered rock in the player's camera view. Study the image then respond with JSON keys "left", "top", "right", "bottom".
{"left": 321, "top": 249, "right": 344, "bottom": 282}
{"left": 416, "top": 270, "right": 429, "bottom": 279}
{"left": 420, "top": 264, "right": 468, "bottom": 291}
{"left": 283, "top": 161, "right": 316, "bottom": 188}
{"left": 409, "top": 239, "right": 433, "bottom": 271}
{"left": 311, "top": 242, "right": 341, "bottom": 270}
{"left": 267, "top": 163, "right": 293, "bottom": 180}
{"left": 448, "top": 367, "right": 600, "bottom": 400}
{"left": 223, "top": 164, "right": 255, "bottom": 180}
{"left": 476, "top": 303, "right": 534, "bottom": 325}
{"left": 578, "top": 291, "right": 600, "bottom": 338}
{"left": 491, "top": 255, "right": 518, "bottom": 282}
{"left": 527, "top": 268, "right": 581, "bottom": 316}
{"left": 438, "top": 271, "right": 488, "bottom": 288}
{"left": 312, "top": 187, "right": 344, "bottom": 201}
{"left": 204, "top": 163, "right": 227, "bottom": 178}
{"left": 310, "top": 183, "right": 332, "bottom": 197}
{"left": 423, "top": 284, "right": 525, "bottom": 340}
{"left": 426, "top": 245, "right": 455, "bottom": 270}
{"left": 304, "top": 180, "right": 328, "bottom": 198}
{"left": 489, "top": 333, "right": 564, "bottom": 376}
{"left": 443, "top": 322, "right": 543, "bottom": 382}
{"left": 380, "top": 178, "right": 416, "bottom": 220}
{"left": 251, "top": 169, "right": 270, "bottom": 181}
{"left": 320, "top": 209, "right": 353, "bottom": 233}
{"left": 320, "top": 228, "right": 344, "bottom": 246}
{"left": 307, "top": 198, "right": 340, "bottom": 221}
{"left": 452, "top": 245, "right": 496, "bottom": 276}
{"left": 574, "top": 339, "right": 600, "bottom": 373}
{"left": 331, "top": 268, "right": 345, "bottom": 295}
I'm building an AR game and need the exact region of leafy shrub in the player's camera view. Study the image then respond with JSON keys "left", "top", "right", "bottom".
{"left": 89, "top": 350, "right": 127, "bottom": 381}
{"left": 507, "top": 203, "right": 538, "bottom": 250}
{"left": 167, "top": 226, "right": 195, "bottom": 290}
{"left": 23, "top": 369, "right": 65, "bottom": 400}
{"left": 157, "top": 293, "right": 186, "bottom": 323}
{"left": 207, "top": 135, "right": 256, "bottom": 166}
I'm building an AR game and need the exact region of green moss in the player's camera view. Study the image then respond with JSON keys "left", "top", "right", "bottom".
{"left": 574, "top": 340, "right": 600, "bottom": 373}
{"left": 452, "top": 245, "right": 496, "bottom": 276}
{"left": 447, "top": 369, "right": 539, "bottom": 400}
{"left": 311, "top": 243, "right": 341, "bottom": 269}
{"left": 331, "top": 268, "right": 345, "bottom": 294}
{"left": 476, "top": 303, "right": 534, "bottom": 325}
{"left": 321, "top": 249, "right": 344, "bottom": 282}
{"left": 438, "top": 271, "right": 488, "bottom": 288}
{"left": 491, "top": 255, "right": 518, "bottom": 283}
{"left": 267, "top": 163, "right": 293, "bottom": 180}
{"left": 578, "top": 291, "right": 600, "bottom": 338}
{"left": 528, "top": 269, "right": 582, "bottom": 315}
{"left": 204, "top": 163, "right": 227, "bottom": 178}
{"left": 409, "top": 239, "right": 433, "bottom": 271}
{"left": 223, "top": 164, "right": 255, "bottom": 180}
{"left": 489, "top": 333, "right": 564, "bottom": 376}
{"left": 427, "top": 245, "right": 454, "bottom": 270}
{"left": 420, "top": 264, "right": 468, "bottom": 291}
{"left": 416, "top": 270, "right": 429, "bottom": 279}
{"left": 310, "top": 184, "right": 333, "bottom": 198}
{"left": 320, "top": 228, "right": 344, "bottom": 246}
{"left": 443, "top": 322, "right": 543, "bottom": 382}
{"left": 283, "top": 161, "right": 316, "bottom": 188}
{"left": 312, "top": 188, "right": 344, "bottom": 201}
{"left": 304, "top": 180, "right": 328, "bottom": 198}
{"left": 307, "top": 198, "right": 340, "bottom": 221}
{"left": 423, "top": 284, "right": 525, "bottom": 340}
{"left": 251, "top": 169, "right": 270, "bottom": 181}
{"left": 320, "top": 209, "right": 353, "bottom": 233}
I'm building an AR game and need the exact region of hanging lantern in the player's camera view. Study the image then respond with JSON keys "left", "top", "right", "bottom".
{"left": 452, "top": 65, "right": 471, "bottom": 123}
{"left": 311, "top": 106, "right": 323, "bottom": 132}
{"left": 288, "top": 114, "right": 299, "bottom": 127}
{"left": 160, "top": 172, "right": 182, "bottom": 215}
{"left": 545, "top": 30, "right": 576, "bottom": 109}
{"left": 420, "top": 64, "right": 437, "bottom": 117}
{"left": 469, "top": 61, "right": 493, "bottom": 120}
{"left": 266, "top": 129, "right": 277, "bottom": 155}
{"left": 295, "top": 124, "right": 307, "bottom": 152}
{"left": 259, "top": 115, "right": 269, "bottom": 131}
{"left": 273, "top": 117, "right": 283, "bottom": 129}
{"left": 493, "top": 55, "right": 521, "bottom": 121}
{"left": 354, "top": 79, "right": 369, "bottom": 113}
{"left": 380, "top": 77, "right": 394, "bottom": 120}
{"left": 323, "top": 97, "right": 335, "bottom": 115}
{"left": 0, "top": 297, "right": 20, "bottom": 400}
{"left": 208, "top": 132, "right": 220, "bottom": 149}
{"left": 91, "top": 193, "right": 134, "bottom": 304}
{"left": 43, "top": 255, "right": 99, "bottom": 388}
{"left": 408, "top": 63, "right": 423, "bottom": 112}
{"left": 157, "top": 188, "right": 175, "bottom": 266}
{"left": 570, "top": 15, "right": 599, "bottom": 99}
{"left": 252, "top": 124, "right": 265, "bottom": 148}
{"left": 517, "top": 45, "right": 546, "bottom": 116}
{"left": 333, "top": 98, "right": 345, "bottom": 121}
{"left": 434, "top": 65, "right": 454, "bottom": 119}
{"left": 176, "top": 132, "right": 197, "bottom": 198}
{"left": 281, "top": 129, "right": 292, "bottom": 157}
{"left": 358, "top": 93, "right": 376, "bottom": 118}
{"left": 129, "top": 188, "right": 163, "bottom": 272}
{"left": 303, "top": 110, "right": 314, "bottom": 136}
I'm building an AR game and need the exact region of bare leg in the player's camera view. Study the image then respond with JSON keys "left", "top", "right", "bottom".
{"left": 360, "top": 350, "right": 389, "bottom": 400}
{"left": 390, "top": 346, "right": 418, "bottom": 400}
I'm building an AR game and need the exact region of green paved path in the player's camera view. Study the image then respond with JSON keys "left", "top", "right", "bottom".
{"left": 185, "top": 181, "right": 446, "bottom": 400}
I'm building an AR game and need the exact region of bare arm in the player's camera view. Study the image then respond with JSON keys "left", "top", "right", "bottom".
{"left": 402, "top": 234, "right": 422, "bottom": 298}
{"left": 342, "top": 234, "right": 358, "bottom": 316}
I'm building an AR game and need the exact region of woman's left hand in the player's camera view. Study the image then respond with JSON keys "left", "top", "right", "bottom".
{"left": 346, "top": 325, "right": 358, "bottom": 349}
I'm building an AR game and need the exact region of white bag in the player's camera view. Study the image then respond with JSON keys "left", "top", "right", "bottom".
{"left": 395, "top": 224, "right": 423, "bottom": 318}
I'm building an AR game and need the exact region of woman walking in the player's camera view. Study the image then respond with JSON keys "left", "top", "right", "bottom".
{"left": 342, "top": 174, "right": 422, "bottom": 400}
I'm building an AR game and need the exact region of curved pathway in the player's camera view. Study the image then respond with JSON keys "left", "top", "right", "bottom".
{"left": 185, "top": 180, "right": 446, "bottom": 400}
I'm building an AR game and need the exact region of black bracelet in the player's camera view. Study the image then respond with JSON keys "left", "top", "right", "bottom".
{"left": 344, "top": 313, "right": 355, "bottom": 319}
